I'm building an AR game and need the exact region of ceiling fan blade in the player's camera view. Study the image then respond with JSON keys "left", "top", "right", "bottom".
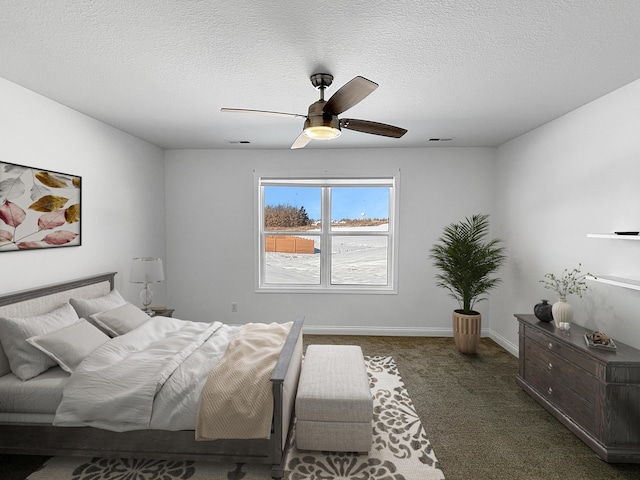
{"left": 340, "top": 119, "right": 408, "bottom": 138}
{"left": 323, "top": 76, "right": 378, "bottom": 116}
{"left": 220, "top": 108, "right": 307, "bottom": 120}
{"left": 291, "top": 132, "right": 312, "bottom": 149}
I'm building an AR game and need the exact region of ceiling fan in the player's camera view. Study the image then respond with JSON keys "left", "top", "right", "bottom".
{"left": 221, "top": 73, "right": 407, "bottom": 149}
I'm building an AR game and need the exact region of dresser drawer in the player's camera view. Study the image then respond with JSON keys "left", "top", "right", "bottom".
{"left": 524, "top": 358, "right": 596, "bottom": 435}
{"left": 525, "top": 325, "right": 597, "bottom": 375}
{"left": 525, "top": 339, "right": 598, "bottom": 403}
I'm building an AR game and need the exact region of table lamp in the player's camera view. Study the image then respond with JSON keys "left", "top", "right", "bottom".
{"left": 130, "top": 257, "right": 164, "bottom": 313}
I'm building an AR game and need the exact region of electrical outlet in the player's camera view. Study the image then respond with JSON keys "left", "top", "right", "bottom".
{"left": 231, "top": 302, "right": 238, "bottom": 313}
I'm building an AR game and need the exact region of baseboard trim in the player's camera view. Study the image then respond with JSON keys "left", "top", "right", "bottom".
{"left": 302, "top": 325, "right": 520, "bottom": 357}
{"left": 489, "top": 330, "right": 519, "bottom": 357}
{"left": 303, "top": 325, "right": 453, "bottom": 337}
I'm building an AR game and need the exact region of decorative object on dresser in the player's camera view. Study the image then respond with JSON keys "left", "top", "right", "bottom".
{"left": 584, "top": 331, "right": 616, "bottom": 350}
{"left": 0, "top": 161, "right": 81, "bottom": 252}
{"left": 533, "top": 300, "right": 553, "bottom": 322}
{"left": 429, "top": 214, "right": 506, "bottom": 354}
{"left": 540, "top": 263, "right": 592, "bottom": 331}
{"left": 130, "top": 257, "right": 164, "bottom": 313}
{"left": 515, "top": 314, "right": 640, "bottom": 463}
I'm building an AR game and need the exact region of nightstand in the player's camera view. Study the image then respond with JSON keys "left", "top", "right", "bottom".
{"left": 149, "top": 307, "right": 175, "bottom": 318}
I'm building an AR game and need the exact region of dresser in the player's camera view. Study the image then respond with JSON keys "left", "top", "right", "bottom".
{"left": 515, "top": 314, "right": 640, "bottom": 463}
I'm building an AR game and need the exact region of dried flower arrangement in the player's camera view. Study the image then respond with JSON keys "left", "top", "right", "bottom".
{"left": 540, "top": 263, "right": 593, "bottom": 299}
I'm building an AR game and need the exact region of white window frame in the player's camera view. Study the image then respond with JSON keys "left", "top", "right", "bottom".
{"left": 255, "top": 174, "right": 399, "bottom": 294}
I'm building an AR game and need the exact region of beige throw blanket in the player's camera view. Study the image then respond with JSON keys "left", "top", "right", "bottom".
{"left": 195, "top": 321, "right": 292, "bottom": 440}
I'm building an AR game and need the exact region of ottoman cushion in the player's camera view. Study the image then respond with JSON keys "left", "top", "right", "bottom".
{"left": 296, "top": 345, "right": 372, "bottom": 452}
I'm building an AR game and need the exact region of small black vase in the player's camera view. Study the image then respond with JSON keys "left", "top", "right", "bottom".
{"left": 534, "top": 300, "right": 553, "bottom": 322}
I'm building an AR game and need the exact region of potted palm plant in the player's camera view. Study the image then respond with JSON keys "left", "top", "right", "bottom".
{"left": 429, "top": 214, "right": 506, "bottom": 354}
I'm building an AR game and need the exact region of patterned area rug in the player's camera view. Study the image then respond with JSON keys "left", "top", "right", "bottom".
{"left": 27, "top": 356, "right": 444, "bottom": 480}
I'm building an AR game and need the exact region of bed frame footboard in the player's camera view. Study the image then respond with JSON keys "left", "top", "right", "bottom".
{"left": 270, "top": 316, "right": 304, "bottom": 477}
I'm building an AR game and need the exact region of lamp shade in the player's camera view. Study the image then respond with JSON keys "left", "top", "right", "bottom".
{"left": 130, "top": 257, "right": 164, "bottom": 284}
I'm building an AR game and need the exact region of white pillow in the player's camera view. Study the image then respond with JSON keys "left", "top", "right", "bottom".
{"left": 27, "top": 319, "right": 110, "bottom": 373}
{"left": 69, "top": 289, "right": 126, "bottom": 320}
{"left": 0, "top": 303, "right": 80, "bottom": 380}
{"left": 90, "top": 302, "right": 150, "bottom": 337}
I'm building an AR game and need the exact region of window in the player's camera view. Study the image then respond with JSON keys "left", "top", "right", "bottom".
{"left": 256, "top": 176, "right": 398, "bottom": 293}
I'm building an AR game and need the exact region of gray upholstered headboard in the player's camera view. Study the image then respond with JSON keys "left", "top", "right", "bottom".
{"left": 0, "top": 272, "right": 116, "bottom": 376}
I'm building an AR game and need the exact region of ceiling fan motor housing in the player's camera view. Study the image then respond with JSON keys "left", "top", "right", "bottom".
{"left": 303, "top": 100, "right": 341, "bottom": 139}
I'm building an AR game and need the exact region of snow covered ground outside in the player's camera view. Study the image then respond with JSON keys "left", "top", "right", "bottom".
{"left": 264, "top": 225, "right": 388, "bottom": 285}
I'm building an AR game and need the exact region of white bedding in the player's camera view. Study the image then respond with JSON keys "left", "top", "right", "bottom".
{"left": 53, "top": 317, "right": 241, "bottom": 432}
{"left": 0, "top": 367, "right": 68, "bottom": 413}
{"left": 0, "top": 412, "right": 55, "bottom": 423}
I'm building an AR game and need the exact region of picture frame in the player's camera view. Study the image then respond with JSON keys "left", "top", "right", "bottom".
{"left": 0, "top": 161, "right": 81, "bottom": 252}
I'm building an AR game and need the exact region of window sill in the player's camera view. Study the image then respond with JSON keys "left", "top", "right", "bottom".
{"left": 256, "top": 285, "right": 397, "bottom": 294}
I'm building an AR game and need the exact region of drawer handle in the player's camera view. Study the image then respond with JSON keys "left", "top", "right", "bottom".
{"left": 548, "top": 342, "right": 553, "bottom": 349}
{"left": 548, "top": 363, "right": 553, "bottom": 370}
{"left": 548, "top": 387, "right": 553, "bottom": 395}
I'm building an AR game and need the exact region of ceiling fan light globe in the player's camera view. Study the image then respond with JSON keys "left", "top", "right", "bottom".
{"left": 303, "top": 125, "right": 341, "bottom": 140}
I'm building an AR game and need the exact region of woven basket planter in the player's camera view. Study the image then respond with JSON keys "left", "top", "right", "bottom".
{"left": 452, "top": 310, "right": 481, "bottom": 354}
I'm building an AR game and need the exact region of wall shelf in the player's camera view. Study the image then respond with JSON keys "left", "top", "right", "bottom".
{"left": 587, "top": 275, "right": 640, "bottom": 291}
{"left": 587, "top": 233, "right": 640, "bottom": 291}
{"left": 587, "top": 233, "right": 640, "bottom": 240}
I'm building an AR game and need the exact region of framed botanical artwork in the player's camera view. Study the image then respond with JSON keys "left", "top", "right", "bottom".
{"left": 0, "top": 162, "right": 81, "bottom": 251}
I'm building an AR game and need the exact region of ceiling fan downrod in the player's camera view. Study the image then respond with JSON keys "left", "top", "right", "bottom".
{"left": 304, "top": 73, "right": 340, "bottom": 139}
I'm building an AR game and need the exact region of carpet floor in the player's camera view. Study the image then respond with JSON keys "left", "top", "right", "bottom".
{"left": 306, "top": 335, "right": 640, "bottom": 480}
{"left": 2, "top": 335, "right": 640, "bottom": 480}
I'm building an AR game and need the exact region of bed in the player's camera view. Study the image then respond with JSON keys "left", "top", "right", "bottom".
{"left": 0, "top": 272, "right": 304, "bottom": 479}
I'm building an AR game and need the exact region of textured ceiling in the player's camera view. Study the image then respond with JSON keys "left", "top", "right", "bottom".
{"left": 2, "top": 0, "right": 640, "bottom": 150}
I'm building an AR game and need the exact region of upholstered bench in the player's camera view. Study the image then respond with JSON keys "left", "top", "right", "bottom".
{"left": 295, "top": 345, "right": 372, "bottom": 452}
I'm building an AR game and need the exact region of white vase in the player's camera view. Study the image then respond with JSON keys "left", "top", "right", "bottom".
{"left": 552, "top": 297, "right": 573, "bottom": 329}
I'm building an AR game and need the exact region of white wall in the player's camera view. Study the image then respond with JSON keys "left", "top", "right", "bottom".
{"left": 10, "top": 71, "right": 637, "bottom": 353}
{"left": 164, "top": 147, "right": 496, "bottom": 334}
{"left": 0, "top": 78, "right": 167, "bottom": 305}
{"left": 492, "top": 78, "right": 640, "bottom": 352}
